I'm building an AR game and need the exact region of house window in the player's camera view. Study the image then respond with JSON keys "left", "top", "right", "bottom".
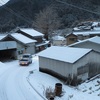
{"left": 69, "top": 38, "right": 76, "bottom": 41}
{"left": 18, "top": 50, "right": 24, "bottom": 55}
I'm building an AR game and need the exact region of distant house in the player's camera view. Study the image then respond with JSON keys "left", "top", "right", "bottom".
{"left": 38, "top": 46, "right": 100, "bottom": 83}
{"left": 65, "top": 33, "right": 78, "bottom": 45}
{"left": 16, "top": 28, "right": 50, "bottom": 52}
{"left": 73, "top": 27, "right": 100, "bottom": 40}
{"left": 0, "top": 33, "right": 36, "bottom": 59}
{"left": 52, "top": 35, "right": 66, "bottom": 46}
{"left": 69, "top": 36, "right": 100, "bottom": 52}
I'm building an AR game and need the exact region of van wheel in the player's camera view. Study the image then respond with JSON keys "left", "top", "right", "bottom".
{"left": 30, "top": 61, "right": 32, "bottom": 64}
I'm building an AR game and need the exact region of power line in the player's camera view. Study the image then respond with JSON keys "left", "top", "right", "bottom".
{"left": 1, "top": 0, "right": 33, "bottom": 22}
{"left": 0, "top": 0, "right": 33, "bottom": 25}
{"left": 55, "top": 0, "right": 100, "bottom": 16}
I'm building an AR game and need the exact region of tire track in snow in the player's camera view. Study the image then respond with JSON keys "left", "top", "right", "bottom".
{"left": 0, "top": 66, "right": 19, "bottom": 100}
{"left": 15, "top": 66, "right": 46, "bottom": 100}
{"left": 5, "top": 67, "right": 27, "bottom": 100}
{"left": 0, "top": 57, "right": 45, "bottom": 100}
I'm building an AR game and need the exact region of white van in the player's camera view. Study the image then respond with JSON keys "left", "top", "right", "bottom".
{"left": 19, "top": 54, "right": 32, "bottom": 66}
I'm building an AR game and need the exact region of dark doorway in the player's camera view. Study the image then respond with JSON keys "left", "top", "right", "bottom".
{"left": 0, "top": 49, "right": 17, "bottom": 62}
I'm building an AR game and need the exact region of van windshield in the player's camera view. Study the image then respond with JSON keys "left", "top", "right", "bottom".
{"left": 23, "top": 55, "right": 29, "bottom": 58}
{"left": 20, "top": 59, "right": 28, "bottom": 61}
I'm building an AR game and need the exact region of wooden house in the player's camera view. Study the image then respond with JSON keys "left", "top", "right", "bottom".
{"left": 65, "top": 33, "right": 78, "bottom": 45}
{"left": 0, "top": 33, "right": 36, "bottom": 59}
{"left": 16, "top": 28, "right": 50, "bottom": 52}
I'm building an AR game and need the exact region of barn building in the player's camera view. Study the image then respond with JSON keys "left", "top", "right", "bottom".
{"left": 38, "top": 46, "right": 100, "bottom": 83}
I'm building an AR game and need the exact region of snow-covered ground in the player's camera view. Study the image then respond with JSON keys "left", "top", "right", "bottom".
{"left": 0, "top": 55, "right": 100, "bottom": 100}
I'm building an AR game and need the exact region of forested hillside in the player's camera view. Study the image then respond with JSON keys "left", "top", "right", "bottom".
{"left": 0, "top": 0, "right": 100, "bottom": 32}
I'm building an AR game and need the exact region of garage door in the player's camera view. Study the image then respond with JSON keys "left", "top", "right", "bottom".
{"left": 0, "top": 41, "right": 17, "bottom": 62}
{"left": 0, "top": 49, "right": 17, "bottom": 62}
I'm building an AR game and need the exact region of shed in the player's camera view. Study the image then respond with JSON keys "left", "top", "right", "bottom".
{"left": 38, "top": 46, "right": 100, "bottom": 82}
{"left": 65, "top": 33, "right": 78, "bottom": 45}
{"left": 69, "top": 36, "right": 100, "bottom": 52}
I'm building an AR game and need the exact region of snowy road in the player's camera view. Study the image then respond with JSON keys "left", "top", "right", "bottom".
{"left": 0, "top": 56, "right": 100, "bottom": 100}
{"left": 0, "top": 57, "right": 45, "bottom": 100}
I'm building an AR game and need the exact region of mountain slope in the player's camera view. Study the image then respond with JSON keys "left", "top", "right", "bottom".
{"left": 0, "top": 0, "right": 100, "bottom": 32}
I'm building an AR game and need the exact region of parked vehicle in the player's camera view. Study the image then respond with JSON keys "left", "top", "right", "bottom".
{"left": 19, "top": 54, "right": 32, "bottom": 66}
{"left": 19, "top": 58, "right": 30, "bottom": 66}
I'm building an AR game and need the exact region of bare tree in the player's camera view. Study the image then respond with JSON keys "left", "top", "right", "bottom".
{"left": 33, "top": 6, "right": 62, "bottom": 40}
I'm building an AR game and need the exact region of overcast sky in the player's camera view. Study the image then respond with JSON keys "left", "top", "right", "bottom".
{"left": 0, "top": 0, "right": 9, "bottom": 6}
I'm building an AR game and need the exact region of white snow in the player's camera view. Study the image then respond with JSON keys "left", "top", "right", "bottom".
{"left": 89, "top": 36, "right": 100, "bottom": 44}
{"left": 38, "top": 46, "right": 92, "bottom": 63}
{"left": 73, "top": 30, "right": 100, "bottom": 35}
{"left": 0, "top": 34, "right": 7, "bottom": 40}
{"left": 0, "top": 55, "right": 100, "bottom": 100}
{"left": 0, "top": 0, "right": 9, "bottom": 6}
{"left": 78, "top": 75, "right": 100, "bottom": 97}
{"left": 10, "top": 33, "right": 37, "bottom": 44}
{"left": 52, "top": 35, "right": 66, "bottom": 41}
{"left": 36, "top": 41, "right": 49, "bottom": 47}
{"left": 0, "top": 56, "right": 100, "bottom": 100}
{"left": 19, "top": 28, "right": 44, "bottom": 37}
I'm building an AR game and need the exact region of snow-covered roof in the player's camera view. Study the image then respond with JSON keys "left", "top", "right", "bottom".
{"left": 19, "top": 28, "right": 44, "bottom": 37}
{"left": 0, "top": 0, "right": 9, "bottom": 6}
{"left": 92, "top": 22, "right": 99, "bottom": 27}
{"left": 38, "top": 46, "right": 92, "bottom": 63}
{"left": 73, "top": 27, "right": 81, "bottom": 31}
{"left": 66, "top": 33, "right": 77, "bottom": 37}
{"left": 10, "top": 33, "right": 37, "bottom": 44}
{"left": 52, "top": 35, "right": 66, "bottom": 41}
{"left": 0, "top": 34, "right": 7, "bottom": 40}
{"left": 73, "top": 30, "right": 100, "bottom": 35}
{"left": 94, "top": 27, "right": 100, "bottom": 31}
{"left": 69, "top": 36, "right": 100, "bottom": 46}
{"left": 73, "top": 26, "right": 91, "bottom": 31}
{"left": 36, "top": 41, "right": 49, "bottom": 47}
{"left": 89, "top": 36, "right": 100, "bottom": 44}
